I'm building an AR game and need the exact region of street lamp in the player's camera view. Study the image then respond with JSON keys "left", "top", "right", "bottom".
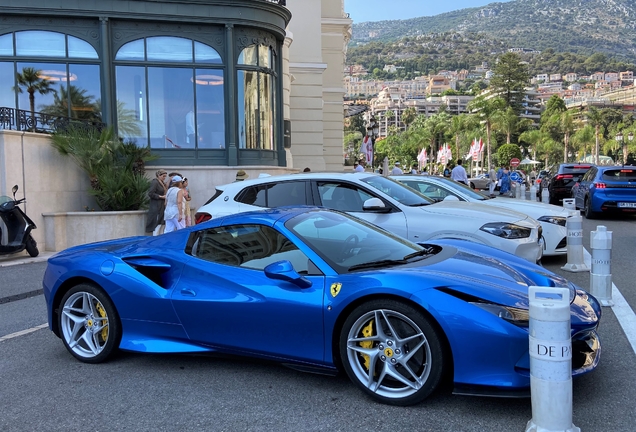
{"left": 616, "top": 131, "right": 624, "bottom": 166}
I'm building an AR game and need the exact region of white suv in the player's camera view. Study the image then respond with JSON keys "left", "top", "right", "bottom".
{"left": 195, "top": 172, "right": 543, "bottom": 263}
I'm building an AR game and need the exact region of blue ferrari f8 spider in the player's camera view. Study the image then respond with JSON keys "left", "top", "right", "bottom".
{"left": 43, "top": 207, "right": 601, "bottom": 406}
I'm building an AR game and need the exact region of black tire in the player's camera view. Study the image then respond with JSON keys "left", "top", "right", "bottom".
{"left": 58, "top": 284, "right": 121, "bottom": 364}
{"left": 469, "top": 182, "right": 475, "bottom": 190}
{"left": 25, "top": 234, "right": 39, "bottom": 257}
{"left": 339, "top": 299, "right": 445, "bottom": 406}
{"left": 549, "top": 193, "right": 559, "bottom": 206}
{"left": 584, "top": 198, "right": 597, "bottom": 219}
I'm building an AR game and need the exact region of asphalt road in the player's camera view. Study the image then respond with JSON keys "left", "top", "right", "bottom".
{"left": 1, "top": 214, "right": 635, "bottom": 432}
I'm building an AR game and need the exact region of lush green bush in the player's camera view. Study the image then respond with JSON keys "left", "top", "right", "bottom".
{"left": 51, "top": 125, "right": 158, "bottom": 211}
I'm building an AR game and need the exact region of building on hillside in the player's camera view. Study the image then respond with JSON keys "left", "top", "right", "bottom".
{"left": 535, "top": 73, "right": 549, "bottom": 82}
{"left": 620, "top": 71, "right": 634, "bottom": 81}
{"left": 428, "top": 75, "right": 454, "bottom": 95}
{"left": 590, "top": 72, "right": 605, "bottom": 81}
{"left": 565, "top": 73, "right": 579, "bottom": 82}
{"left": 549, "top": 74, "right": 562, "bottom": 82}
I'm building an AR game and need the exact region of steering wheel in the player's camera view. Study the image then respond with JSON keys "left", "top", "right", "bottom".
{"left": 340, "top": 234, "right": 359, "bottom": 260}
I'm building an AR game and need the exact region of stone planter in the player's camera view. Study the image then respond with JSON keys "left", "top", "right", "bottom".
{"left": 42, "top": 211, "right": 147, "bottom": 252}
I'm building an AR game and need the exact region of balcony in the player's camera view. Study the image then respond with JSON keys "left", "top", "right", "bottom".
{"left": 0, "top": 107, "right": 104, "bottom": 134}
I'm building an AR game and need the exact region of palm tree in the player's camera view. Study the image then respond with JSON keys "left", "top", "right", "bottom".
{"left": 559, "top": 111, "right": 576, "bottom": 163}
{"left": 586, "top": 107, "right": 604, "bottom": 165}
{"left": 14, "top": 67, "right": 56, "bottom": 131}
{"left": 449, "top": 114, "right": 475, "bottom": 163}
{"left": 571, "top": 125, "right": 596, "bottom": 163}
{"left": 401, "top": 107, "right": 417, "bottom": 128}
{"left": 493, "top": 106, "right": 532, "bottom": 145}
{"left": 40, "top": 84, "right": 100, "bottom": 121}
{"left": 384, "top": 110, "right": 395, "bottom": 134}
{"left": 519, "top": 129, "right": 546, "bottom": 161}
{"left": 468, "top": 96, "right": 505, "bottom": 171}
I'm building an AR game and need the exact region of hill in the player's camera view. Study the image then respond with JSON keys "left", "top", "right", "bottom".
{"left": 352, "top": 0, "right": 636, "bottom": 62}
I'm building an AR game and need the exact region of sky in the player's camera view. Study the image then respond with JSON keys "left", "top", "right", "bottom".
{"left": 345, "top": 0, "right": 513, "bottom": 23}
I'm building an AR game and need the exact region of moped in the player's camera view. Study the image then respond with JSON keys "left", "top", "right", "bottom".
{"left": 0, "top": 185, "right": 39, "bottom": 257}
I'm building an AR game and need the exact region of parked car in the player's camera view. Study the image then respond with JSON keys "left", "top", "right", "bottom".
{"left": 43, "top": 207, "right": 602, "bottom": 406}
{"left": 467, "top": 173, "right": 491, "bottom": 190}
{"left": 541, "top": 163, "right": 594, "bottom": 205}
{"left": 195, "top": 172, "right": 543, "bottom": 263}
{"left": 572, "top": 165, "right": 636, "bottom": 218}
{"left": 393, "top": 175, "right": 570, "bottom": 256}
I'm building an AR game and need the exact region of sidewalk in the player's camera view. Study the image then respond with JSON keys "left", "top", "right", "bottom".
{"left": 0, "top": 251, "right": 55, "bottom": 268}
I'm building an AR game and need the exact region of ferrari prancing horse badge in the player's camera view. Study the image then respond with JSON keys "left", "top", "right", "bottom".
{"left": 330, "top": 282, "right": 342, "bottom": 298}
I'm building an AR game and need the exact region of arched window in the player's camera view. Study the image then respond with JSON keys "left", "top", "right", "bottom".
{"left": 114, "top": 36, "right": 224, "bottom": 150}
{"left": 237, "top": 44, "right": 276, "bottom": 150}
{"left": 0, "top": 31, "right": 101, "bottom": 119}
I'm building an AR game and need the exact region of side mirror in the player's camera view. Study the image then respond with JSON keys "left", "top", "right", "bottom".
{"left": 443, "top": 195, "right": 460, "bottom": 201}
{"left": 264, "top": 260, "right": 312, "bottom": 288}
{"left": 362, "top": 197, "right": 390, "bottom": 213}
{"left": 12, "top": 185, "right": 18, "bottom": 198}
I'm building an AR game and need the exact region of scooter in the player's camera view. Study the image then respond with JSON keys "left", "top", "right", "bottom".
{"left": 0, "top": 185, "right": 39, "bottom": 257}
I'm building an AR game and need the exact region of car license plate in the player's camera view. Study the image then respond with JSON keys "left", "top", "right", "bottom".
{"left": 618, "top": 202, "right": 636, "bottom": 208}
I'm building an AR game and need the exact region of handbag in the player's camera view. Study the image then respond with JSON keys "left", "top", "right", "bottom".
{"left": 497, "top": 179, "right": 502, "bottom": 187}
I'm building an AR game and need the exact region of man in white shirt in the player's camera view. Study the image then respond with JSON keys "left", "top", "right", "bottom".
{"left": 450, "top": 159, "right": 469, "bottom": 185}
{"left": 353, "top": 161, "right": 365, "bottom": 172}
{"left": 390, "top": 162, "right": 403, "bottom": 175}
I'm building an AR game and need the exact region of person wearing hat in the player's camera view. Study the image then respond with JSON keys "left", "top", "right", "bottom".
{"left": 390, "top": 161, "right": 403, "bottom": 175}
{"left": 163, "top": 175, "right": 185, "bottom": 233}
{"left": 353, "top": 161, "right": 365, "bottom": 172}
{"left": 145, "top": 169, "right": 168, "bottom": 235}
{"left": 235, "top": 170, "right": 249, "bottom": 181}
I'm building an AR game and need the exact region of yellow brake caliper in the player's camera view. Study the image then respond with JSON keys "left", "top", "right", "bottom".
{"left": 95, "top": 302, "right": 108, "bottom": 342}
{"left": 359, "top": 319, "right": 374, "bottom": 371}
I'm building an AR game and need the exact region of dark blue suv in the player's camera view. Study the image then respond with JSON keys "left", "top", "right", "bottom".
{"left": 572, "top": 166, "right": 636, "bottom": 218}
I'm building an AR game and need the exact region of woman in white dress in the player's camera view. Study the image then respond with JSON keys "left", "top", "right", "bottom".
{"left": 163, "top": 175, "right": 184, "bottom": 233}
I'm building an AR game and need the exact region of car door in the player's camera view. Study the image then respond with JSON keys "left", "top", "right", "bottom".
{"left": 171, "top": 223, "right": 326, "bottom": 363}
{"left": 574, "top": 168, "right": 595, "bottom": 208}
{"left": 312, "top": 181, "right": 408, "bottom": 238}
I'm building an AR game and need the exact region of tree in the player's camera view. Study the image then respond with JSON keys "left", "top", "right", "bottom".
{"left": 40, "top": 84, "right": 101, "bottom": 121}
{"left": 448, "top": 114, "right": 476, "bottom": 162}
{"left": 489, "top": 53, "right": 530, "bottom": 113}
{"left": 586, "top": 107, "right": 604, "bottom": 165}
{"left": 571, "top": 125, "right": 595, "bottom": 162}
{"left": 14, "top": 67, "right": 56, "bottom": 131}
{"left": 496, "top": 144, "right": 522, "bottom": 168}
{"left": 493, "top": 106, "right": 532, "bottom": 144}
{"left": 468, "top": 95, "right": 505, "bottom": 171}
{"left": 401, "top": 107, "right": 417, "bottom": 127}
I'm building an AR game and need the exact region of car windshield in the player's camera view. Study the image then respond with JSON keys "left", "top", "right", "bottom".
{"left": 430, "top": 178, "right": 490, "bottom": 200}
{"left": 360, "top": 175, "right": 433, "bottom": 206}
{"left": 285, "top": 210, "right": 431, "bottom": 273}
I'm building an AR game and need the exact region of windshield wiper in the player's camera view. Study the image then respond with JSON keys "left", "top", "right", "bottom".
{"left": 402, "top": 249, "right": 435, "bottom": 261}
{"left": 408, "top": 202, "right": 431, "bottom": 207}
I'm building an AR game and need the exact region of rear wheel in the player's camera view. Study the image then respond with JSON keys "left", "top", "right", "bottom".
{"left": 584, "top": 198, "right": 597, "bottom": 219}
{"left": 25, "top": 234, "right": 38, "bottom": 257}
{"left": 339, "top": 299, "right": 445, "bottom": 406}
{"left": 469, "top": 182, "right": 475, "bottom": 190}
{"left": 549, "top": 193, "right": 559, "bottom": 206}
{"left": 58, "top": 284, "right": 121, "bottom": 363}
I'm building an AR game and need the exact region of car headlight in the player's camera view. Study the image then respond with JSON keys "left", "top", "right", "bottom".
{"left": 480, "top": 222, "right": 532, "bottom": 239}
{"left": 538, "top": 216, "right": 567, "bottom": 227}
{"left": 471, "top": 302, "right": 529, "bottom": 327}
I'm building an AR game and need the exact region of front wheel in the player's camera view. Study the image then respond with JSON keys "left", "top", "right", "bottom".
{"left": 58, "top": 284, "right": 121, "bottom": 363}
{"left": 25, "top": 234, "right": 38, "bottom": 257}
{"left": 339, "top": 300, "right": 445, "bottom": 406}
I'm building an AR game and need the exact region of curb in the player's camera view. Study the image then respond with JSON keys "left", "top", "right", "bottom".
{"left": 0, "top": 252, "right": 55, "bottom": 268}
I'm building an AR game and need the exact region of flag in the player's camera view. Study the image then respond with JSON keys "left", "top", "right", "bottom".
{"left": 360, "top": 135, "right": 374, "bottom": 165}
{"left": 165, "top": 136, "right": 181, "bottom": 148}
{"left": 417, "top": 148, "right": 428, "bottom": 169}
{"left": 445, "top": 143, "right": 452, "bottom": 162}
{"left": 472, "top": 138, "right": 479, "bottom": 162}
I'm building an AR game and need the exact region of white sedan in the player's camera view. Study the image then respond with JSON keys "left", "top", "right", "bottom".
{"left": 393, "top": 175, "right": 569, "bottom": 256}
{"left": 195, "top": 172, "right": 543, "bottom": 263}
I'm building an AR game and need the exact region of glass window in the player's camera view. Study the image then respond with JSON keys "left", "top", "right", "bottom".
{"left": 267, "top": 182, "right": 307, "bottom": 207}
{"left": 190, "top": 224, "right": 310, "bottom": 272}
{"left": 237, "top": 185, "right": 267, "bottom": 207}
{"left": 258, "top": 45, "right": 271, "bottom": 68}
{"left": 238, "top": 45, "right": 257, "bottom": 66}
{"left": 194, "top": 42, "right": 222, "bottom": 64}
{"left": 259, "top": 73, "right": 273, "bottom": 150}
{"left": 0, "top": 34, "right": 13, "bottom": 56}
{"left": 238, "top": 70, "right": 258, "bottom": 149}
{"left": 361, "top": 175, "right": 432, "bottom": 206}
{"left": 68, "top": 36, "right": 98, "bottom": 59}
{"left": 317, "top": 182, "right": 374, "bottom": 212}
{"left": 148, "top": 67, "right": 194, "bottom": 148}
{"left": 147, "top": 37, "right": 192, "bottom": 62}
{"left": 16, "top": 63, "right": 65, "bottom": 113}
{"left": 194, "top": 68, "right": 225, "bottom": 148}
{"left": 67, "top": 64, "right": 101, "bottom": 120}
{"left": 0, "top": 62, "right": 15, "bottom": 109}
{"left": 115, "top": 66, "right": 148, "bottom": 144}
{"left": 115, "top": 40, "right": 145, "bottom": 61}
{"left": 16, "top": 31, "right": 65, "bottom": 57}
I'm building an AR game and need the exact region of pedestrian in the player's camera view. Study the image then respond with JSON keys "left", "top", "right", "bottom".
{"left": 488, "top": 166, "right": 497, "bottom": 197}
{"left": 235, "top": 170, "right": 249, "bottom": 182}
{"left": 450, "top": 159, "right": 469, "bottom": 185}
{"left": 353, "top": 161, "right": 365, "bottom": 172}
{"left": 410, "top": 165, "right": 418, "bottom": 175}
{"left": 443, "top": 162, "right": 451, "bottom": 178}
{"left": 390, "top": 162, "right": 403, "bottom": 175}
{"left": 499, "top": 167, "right": 511, "bottom": 196}
{"left": 168, "top": 172, "right": 183, "bottom": 188}
{"left": 164, "top": 175, "right": 185, "bottom": 233}
{"left": 181, "top": 177, "right": 192, "bottom": 227}
{"left": 145, "top": 169, "right": 168, "bottom": 236}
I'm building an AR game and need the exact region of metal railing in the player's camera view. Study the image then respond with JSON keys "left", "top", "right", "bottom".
{"left": 0, "top": 107, "right": 104, "bottom": 134}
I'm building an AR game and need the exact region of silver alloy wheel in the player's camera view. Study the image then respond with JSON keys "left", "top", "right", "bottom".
{"left": 60, "top": 291, "right": 110, "bottom": 359}
{"left": 346, "top": 309, "right": 431, "bottom": 400}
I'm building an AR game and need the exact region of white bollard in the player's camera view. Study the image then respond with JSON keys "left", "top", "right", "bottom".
{"left": 526, "top": 286, "right": 580, "bottom": 432}
{"left": 515, "top": 182, "right": 521, "bottom": 199}
{"left": 561, "top": 212, "right": 589, "bottom": 272}
{"left": 520, "top": 183, "right": 527, "bottom": 200}
{"left": 530, "top": 185, "right": 537, "bottom": 202}
{"left": 562, "top": 198, "right": 576, "bottom": 211}
{"left": 541, "top": 187, "right": 549, "bottom": 204}
{"left": 590, "top": 226, "right": 613, "bottom": 306}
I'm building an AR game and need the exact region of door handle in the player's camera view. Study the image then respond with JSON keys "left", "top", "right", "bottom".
{"left": 180, "top": 289, "right": 196, "bottom": 297}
